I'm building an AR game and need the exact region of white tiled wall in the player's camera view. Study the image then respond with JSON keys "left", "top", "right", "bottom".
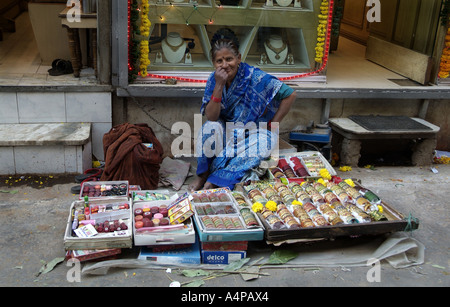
{"left": 0, "top": 91, "right": 112, "bottom": 161}
{"left": 66, "top": 93, "right": 112, "bottom": 123}
{"left": 18, "top": 92, "right": 66, "bottom": 123}
{"left": 0, "top": 93, "right": 19, "bottom": 123}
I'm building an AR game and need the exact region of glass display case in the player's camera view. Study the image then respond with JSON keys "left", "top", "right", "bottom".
{"left": 112, "top": 0, "right": 332, "bottom": 90}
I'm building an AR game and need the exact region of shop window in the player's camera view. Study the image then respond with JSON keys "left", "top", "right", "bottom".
{"left": 128, "top": 0, "right": 331, "bottom": 83}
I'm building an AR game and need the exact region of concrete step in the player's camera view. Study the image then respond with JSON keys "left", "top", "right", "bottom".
{"left": 0, "top": 122, "right": 92, "bottom": 175}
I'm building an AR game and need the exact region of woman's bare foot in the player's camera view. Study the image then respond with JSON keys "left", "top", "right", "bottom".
{"left": 188, "top": 172, "right": 209, "bottom": 191}
{"left": 202, "top": 181, "right": 217, "bottom": 190}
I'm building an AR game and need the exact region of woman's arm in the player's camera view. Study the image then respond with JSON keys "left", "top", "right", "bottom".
{"left": 205, "top": 67, "right": 227, "bottom": 121}
{"left": 271, "top": 91, "right": 296, "bottom": 124}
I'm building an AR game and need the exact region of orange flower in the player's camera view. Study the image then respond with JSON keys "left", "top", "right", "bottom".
{"left": 438, "top": 26, "right": 450, "bottom": 79}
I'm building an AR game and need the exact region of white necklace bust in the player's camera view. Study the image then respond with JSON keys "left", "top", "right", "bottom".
{"left": 264, "top": 34, "right": 288, "bottom": 65}
{"left": 161, "top": 32, "right": 187, "bottom": 64}
{"left": 275, "top": 0, "right": 293, "bottom": 6}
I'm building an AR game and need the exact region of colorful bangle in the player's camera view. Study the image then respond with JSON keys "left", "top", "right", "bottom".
{"left": 211, "top": 95, "right": 222, "bottom": 103}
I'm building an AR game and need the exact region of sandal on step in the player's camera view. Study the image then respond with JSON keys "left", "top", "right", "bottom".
{"left": 71, "top": 175, "right": 100, "bottom": 195}
{"left": 74, "top": 168, "right": 103, "bottom": 183}
{"left": 48, "top": 59, "right": 74, "bottom": 76}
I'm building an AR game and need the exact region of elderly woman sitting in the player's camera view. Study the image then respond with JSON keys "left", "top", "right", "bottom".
{"left": 190, "top": 29, "right": 296, "bottom": 191}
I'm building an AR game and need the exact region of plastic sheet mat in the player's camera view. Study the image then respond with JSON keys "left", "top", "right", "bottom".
{"left": 82, "top": 233, "right": 424, "bottom": 275}
{"left": 268, "top": 232, "right": 424, "bottom": 269}
{"left": 158, "top": 157, "right": 191, "bottom": 191}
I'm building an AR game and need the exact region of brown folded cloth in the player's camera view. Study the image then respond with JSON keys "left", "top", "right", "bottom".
{"left": 100, "top": 123, "right": 164, "bottom": 190}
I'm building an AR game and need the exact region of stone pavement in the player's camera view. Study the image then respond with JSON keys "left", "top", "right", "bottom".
{"left": 0, "top": 165, "right": 448, "bottom": 288}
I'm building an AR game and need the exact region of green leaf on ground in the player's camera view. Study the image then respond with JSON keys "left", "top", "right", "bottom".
{"left": 181, "top": 269, "right": 210, "bottom": 277}
{"left": 267, "top": 250, "right": 298, "bottom": 264}
{"left": 223, "top": 258, "right": 250, "bottom": 272}
{"left": 36, "top": 257, "right": 65, "bottom": 277}
{"left": 0, "top": 190, "right": 18, "bottom": 194}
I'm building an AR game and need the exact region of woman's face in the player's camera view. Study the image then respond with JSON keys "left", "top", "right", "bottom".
{"left": 213, "top": 48, "right": 241, "bottom": 84}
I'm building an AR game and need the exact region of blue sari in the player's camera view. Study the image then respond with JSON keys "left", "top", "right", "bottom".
{"left": 195, "top": 62, "right": 284, "bottom": 189}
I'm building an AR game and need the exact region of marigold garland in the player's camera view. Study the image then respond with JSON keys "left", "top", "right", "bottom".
{"left": 139, "top": 41, "right": 150, "bottom": 77}
{"left": 139, "top": 0, "right": 151, "bottom": 77}
{"left": 438, "top": 26, "right": 450, "bottom": 79}
{"left": 315, "top": 0, "right": 329, "bottom": 63}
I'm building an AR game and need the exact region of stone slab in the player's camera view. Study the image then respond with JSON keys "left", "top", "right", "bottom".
{"left": 329, "top": 117, "right": 439, "bottom": 166}
{"left": 0, "top": 123, "right": 91, "bottom": 146}
{"left": 329, "top": 117, "right": 440, "bottom": 140}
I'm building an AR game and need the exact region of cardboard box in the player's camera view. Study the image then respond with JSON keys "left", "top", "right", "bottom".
{"left": 80, "top": 181, "right": 129, "bottom": 200}
{"left": 89, "top": 199, "right": 130, "bottom": 222}
{"left": 201, "top": 241, "right": 248, "bottom": 251}
{"left": 138, "top": 238, "right": 201, "bottom": 265}
{"left": 168, "top": 193, "right": 194, "bottom": 224}
{"left": 194, "top": 224, "right": 263, "bottom": 242}
{"left": 64, "top": 200, "right": 133, "bottom": 250}
{"left": 269, "top": 151, "right": 336, "bottom": 181}
{"left": 128, "top": 185, "right": 141, "bottom": 198}
{"left": 201, "top": 250, "right": 247, "bottom": 264}
{"left": 132, "top": 196, "right": 196, "bottom": 246}
{"left": 191, "top": 188, "right": 265, "bottom": 242}
{"left": 131, "top": 189, "right": 172, "bottom": 202}
{"left": 65, "top": 249, "right": 121, "bottom": 262}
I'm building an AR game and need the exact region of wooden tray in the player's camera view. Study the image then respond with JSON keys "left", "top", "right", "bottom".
{"left": 259, "top": 201, "right": 419, "bottom": 242}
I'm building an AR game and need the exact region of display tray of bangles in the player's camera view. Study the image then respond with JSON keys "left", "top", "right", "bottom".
{"left": 79, "top": 181, "right": 129, "bottom": 200}
{"left": 64, "top": 198, "right": 133, "bottom": 250}
{"left": 234, "top": 177, "right": 419, "bottom": 242}
{"left": 132, "top": 195, "right": 197, "bottom": 247}
{"left": 269, "top": 151, "right": 337, "bottom": 181}
{"left": 190, "top": 187, "right": 265, "bottom": 242}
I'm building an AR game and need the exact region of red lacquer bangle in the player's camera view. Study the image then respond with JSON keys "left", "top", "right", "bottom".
{"left": 211, "top": 95, "right": 222, "bottom": 103}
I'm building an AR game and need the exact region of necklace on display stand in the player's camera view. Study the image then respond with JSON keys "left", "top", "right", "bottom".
{"left": 155, "top": 51, "right": 163, "bottom": 64}
{"left": 266, "top": 0, "right": 301, "bottom": 9}
{"left": 287, "top": 53, "right": 294, "bottom": 65}
{"left": 259, "top": 53, "right": 268, "bottom": 65}
{"left": 161, "top": 32, "right": 187, "bottom": 64}
{"left": 275, "top": 0, "right": 292, "bottom": 7}
{"left": 264, "top": 35, "right": 288, "bottom": 65}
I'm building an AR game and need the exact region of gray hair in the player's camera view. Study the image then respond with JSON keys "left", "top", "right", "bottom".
{"left": 211, "top": 39, "right": 240, "bottom": 61}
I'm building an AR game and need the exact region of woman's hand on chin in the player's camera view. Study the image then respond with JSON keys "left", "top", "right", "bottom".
{"left": 215, "top": 67, "right": 228, "bottom": 86}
